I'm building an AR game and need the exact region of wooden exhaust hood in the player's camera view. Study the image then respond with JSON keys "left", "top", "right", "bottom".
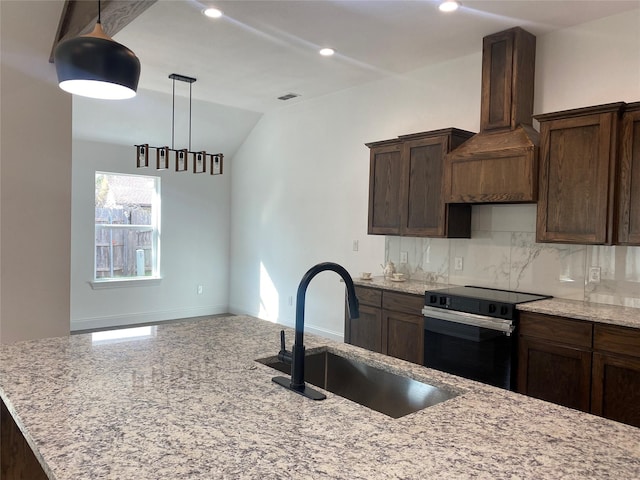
{"left": 443, "top": 27, "right": 539, "bottom": 203}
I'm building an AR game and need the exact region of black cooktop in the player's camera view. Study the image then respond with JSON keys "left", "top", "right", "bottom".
{"left": 429, "top": 286, "right": 551, "bottom": 305}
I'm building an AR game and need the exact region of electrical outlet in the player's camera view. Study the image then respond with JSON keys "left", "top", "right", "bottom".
{"left": 454, "top": 257, "right": 463, "bottom": 271}
{"left": 400, "top": 251, "right": 408, "bottom": 264}
{"left": 197, "top": 285, "right": 203, "bottom": 295}
{"left": 352, "top": 240, "right": 359, "bottom": 252}
{"left": 589, "top": 267, "right": 601, "bottom": 283}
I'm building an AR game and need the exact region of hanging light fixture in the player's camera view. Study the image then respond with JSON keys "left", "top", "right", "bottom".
{"left": 54, "top": 0, "right": 141, "bottom": 100}
{"left": 135, "top": 73, "right": 224, "bottom": 176}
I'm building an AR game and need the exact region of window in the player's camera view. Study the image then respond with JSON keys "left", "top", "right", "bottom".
{"left": 94, "top": 172, "right": 160, "bottom": 281}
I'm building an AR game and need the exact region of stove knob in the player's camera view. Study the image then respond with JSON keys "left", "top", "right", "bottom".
{"left": 500, "top": 305, "right": 509, "bottom": 316}
{"left": 429, "top": 295, "right": 437, "bottom": 304}
{"left": 488, "top": 304, "right": 497, "bottom": 314}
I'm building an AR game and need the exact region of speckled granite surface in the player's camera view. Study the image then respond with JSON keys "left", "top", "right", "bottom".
{"left": 518, "top": 297, "right": 640, "bottom": 329}
{"left": 353, "top": 276, "right": 450, "bottom": 296}
{"left": 1, "top": 315, "right": 640, "bottom": 479}
{"left": 354, "top": 277, "right": 640, "bottom": 329}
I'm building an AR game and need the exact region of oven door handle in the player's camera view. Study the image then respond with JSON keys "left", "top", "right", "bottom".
{"left": 422, "top": 306, "right": 515, "bottom": 335}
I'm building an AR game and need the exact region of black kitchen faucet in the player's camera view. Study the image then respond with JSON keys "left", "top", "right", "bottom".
{"left": 272, "top": 262, "right": 359, "bottom": 400}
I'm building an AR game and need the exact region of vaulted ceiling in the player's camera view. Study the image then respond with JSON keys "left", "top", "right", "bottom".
{"left": 107, "top": 0, "right": 639, "bottom": 113}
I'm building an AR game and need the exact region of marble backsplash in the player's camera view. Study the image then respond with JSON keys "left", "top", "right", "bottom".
{"left": 385, "top": 204, "right": 640, "bottom": 308}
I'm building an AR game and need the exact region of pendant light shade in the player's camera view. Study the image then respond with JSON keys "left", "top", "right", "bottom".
{"left": 54, "top": 18, "right": 140, "bottom": 100}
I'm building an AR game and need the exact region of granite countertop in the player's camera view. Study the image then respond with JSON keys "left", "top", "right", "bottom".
{"left": 517, "top": 297, "right": 640, "bottom": 329}
{"left": 352, "top": 276, "right": 450, "bottom": 295}
{"left": 1, "top": 315, "right": 640, "bottom": 479}
{"left": 354, "top": 276, "right": 640, "bottom": 329}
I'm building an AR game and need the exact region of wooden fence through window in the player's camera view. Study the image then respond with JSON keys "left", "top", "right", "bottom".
{"left": 95, "top": 207, "right": 153, "bottom": 278}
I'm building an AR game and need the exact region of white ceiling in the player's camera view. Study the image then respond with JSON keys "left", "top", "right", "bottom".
{"left": 114, "top": 0, "right": 639, "bottom": 113}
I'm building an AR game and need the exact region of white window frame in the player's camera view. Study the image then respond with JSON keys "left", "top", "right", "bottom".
{"left": 91, "top": 171, "right": 161, "bottom": 288}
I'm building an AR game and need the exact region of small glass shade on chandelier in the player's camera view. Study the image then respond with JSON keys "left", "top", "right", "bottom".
{"left": 54, "top": 0, "right": 140, "bottom": 100}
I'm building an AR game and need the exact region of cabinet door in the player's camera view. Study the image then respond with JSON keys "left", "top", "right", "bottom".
{"left": 382, "top": 310, "right": 424, "bottom": 364}
{"left": 401, "top": 136, "right": 447, "bottom": 236}
{"left": 517, "top": 336, "right": 592, "bottom": 412}
{"left": 367, "top": 141, "right": 403, "bottom": 235}
{"left": 400, "top": 135, "right": 471, "bottom": 237}
{"left": 592, "top": 352, "right": 640, "bottom": 428}
{"left": 536, "top": 105, "right": 622, "bottom": 244}
{"left": 353, "top": 286, "right": 382, "bottom": 308}
{"left": 1, "top": 399, "right": 49, "bottom": 479}
{"left": 346, "top": 304, "right": 382, "bottom": 353}
{"left": 480, "top": 28, "right": 535, "bottom": 131}
{"left": 618, "top": 103, "right": 640, "bottom": 245}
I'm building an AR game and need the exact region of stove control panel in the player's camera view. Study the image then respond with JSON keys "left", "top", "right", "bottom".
{"left": 424, "top": 292, "right": 515, "bottom": 320}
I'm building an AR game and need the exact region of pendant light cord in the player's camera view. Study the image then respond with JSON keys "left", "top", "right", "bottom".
{"left": 167, "top": 73, "right": 196, "bottom": 152}
{"left": 171, "top": 77, "right": 175, "bottom": 149}
{"left": 97, "top": 0, "right": 101, "bottom": 24}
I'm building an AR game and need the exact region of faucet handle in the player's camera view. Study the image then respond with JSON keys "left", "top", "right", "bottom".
{"left": 278, "top": 330, "right": 292, "bottom": 364}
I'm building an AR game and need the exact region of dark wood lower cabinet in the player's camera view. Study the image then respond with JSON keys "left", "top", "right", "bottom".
{"left": 346, "top": 286, "right": 424, "bottom": 364}
{"left": 517, "top": 311, "right": 593, "bottom": 411}
{"left": 517, "top": 312, "right": 640, "bottom": 428}
{"left": 517, "top": 336, "right": 592, "bottom": 412}
{"left": 346, "top": 304, "right": 382, "bottom": 353}
{"left": 382, "top": 310, "right": 424, "bottom": 364}
{"left": 348, "top": 293, "right": 640, "bottom": 426}
{"left": 1, "top": 398, "right": 48, "bottom": 480}
{"left": 592, "top": 352, "right": 640, "bottom": 427}
{"left": 591, "top": 323, "right": 640, "bottom": 428}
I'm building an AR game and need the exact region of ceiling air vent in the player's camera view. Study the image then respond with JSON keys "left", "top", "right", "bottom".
{"left": 277, "top": 93, "right": 300, "bottom": 101}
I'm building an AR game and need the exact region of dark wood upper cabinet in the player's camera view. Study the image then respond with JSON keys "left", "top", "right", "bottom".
{"left": 367, "top": 139, "right": 403, "bottom": 235}
{"left": 481, "top": 27, "right": 536, "bottom": 132}
{"left": 535, "top": 102, "right": 625, "bottom": 244}
{"left": 367, "top": 128, "right": 474, "bottom": 237}
{"left": 617, "top": 102, "right": 640, "bottom": 245}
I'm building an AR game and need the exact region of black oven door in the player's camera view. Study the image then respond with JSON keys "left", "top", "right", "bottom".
{"left": 422, "top": 307, "right": 515, "bottom": 390}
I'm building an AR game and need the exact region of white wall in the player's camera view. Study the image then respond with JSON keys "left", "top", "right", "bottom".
{"left": 229, "top": 52, "right": 482, "bottom": 339}
{"left": 70, "top": 139, "right": 231, "bottom": 331}
{"left": 70, "top": 87, "right": 261, "bottom": 331}
{"left": 229, "top": 10, "right": 640, "bottom": 340}
{"left": 0, "top": 0, "right": 72, "bottom": 344}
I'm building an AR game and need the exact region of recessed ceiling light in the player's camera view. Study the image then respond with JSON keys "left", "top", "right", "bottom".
{"left": 439, "top": 1, "right": 460, "bottom": 12}
{"left": 203, "top": 7, "right": 223, "bottom": 18}
{"left": 319, "top": 48, "right": 335, "bottom": 57}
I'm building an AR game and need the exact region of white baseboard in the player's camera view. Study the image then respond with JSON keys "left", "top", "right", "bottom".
{"left": 228, "top": 304, "right": 344, "bottom": 342}
{"left": 71, "top": 305, "right": 228, "bottom": 332}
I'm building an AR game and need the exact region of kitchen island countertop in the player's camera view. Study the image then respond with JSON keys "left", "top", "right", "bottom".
{"left": 1, "top": 315, "right": 640, "bottom": 479}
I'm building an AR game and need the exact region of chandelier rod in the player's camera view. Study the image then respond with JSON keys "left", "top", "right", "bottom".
{"left": 171, "top": 76, "right": 175, "bottom": 149}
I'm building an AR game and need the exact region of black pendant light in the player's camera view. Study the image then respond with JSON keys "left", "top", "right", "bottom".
{"left": 54, "top": 0, "right": 140, "bottom": 100}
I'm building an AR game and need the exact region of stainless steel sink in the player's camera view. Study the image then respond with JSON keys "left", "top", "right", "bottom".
{"left": 257, "top": 350, "right": 458, "bottom": 418}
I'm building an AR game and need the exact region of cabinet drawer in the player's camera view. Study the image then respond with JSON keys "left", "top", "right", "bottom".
{"left": 519, "top": 312, "right": 592, "bottom": 348}
{"left": 594, "top": 324, "right": 640, "bottom": 358}
{"left": 382, "top": 291, "right": 424, "bottom": 315}
{"left": 354, "top": 286, "right": 382, "bottom": 308}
